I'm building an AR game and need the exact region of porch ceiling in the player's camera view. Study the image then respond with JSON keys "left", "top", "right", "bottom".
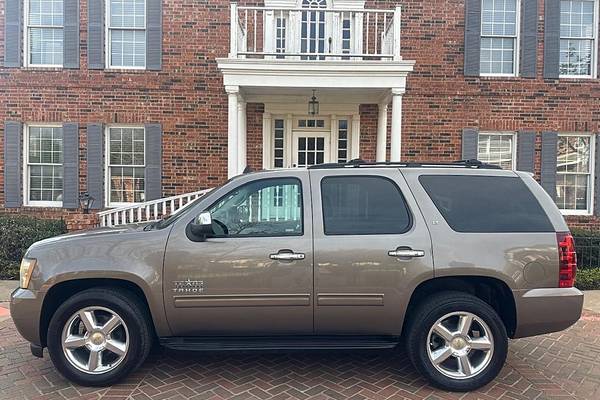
{"left": 241, "top": 87, "right": 393, "bottom": 104}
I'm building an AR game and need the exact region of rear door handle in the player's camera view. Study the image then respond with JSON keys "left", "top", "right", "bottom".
{"left": 270, "top": 250, "right": 305, "bottom": 261}
{"left": 388, "top": 248, "right": 425, "bottom": 258}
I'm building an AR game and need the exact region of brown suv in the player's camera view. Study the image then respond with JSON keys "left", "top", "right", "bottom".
{"left": 10, "top": 161, "right": 583, "bottom": 391}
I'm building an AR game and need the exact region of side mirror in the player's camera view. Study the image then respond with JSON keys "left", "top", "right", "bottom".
{"left": 188, "top": 211, "right": 214, "bottom": 241}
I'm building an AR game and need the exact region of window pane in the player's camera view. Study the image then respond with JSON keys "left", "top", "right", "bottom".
{"left": 110, "top": 166, "right": 145, "bottom": 203}
{"left": 480, "top": 37, "right": 515, "bottom": 74}
{"left": 208, "top": 178, "right": 303, "bottom": 237}
{"left": 29, "top": 164, "right": 63, "bottom": 202}
{"left": 29, "top": 27, "right": 63, "bottom": 65}
{"left": 321, "top": 176, "right": 411, "bottom": 235}
{"left": 419, "top": 175, "right": 554, "bottom": 233}
{"left": 273, "top": 119, "right": 285, "bottom": 168}
{"left": 556, "top": 135, "right": 592, "bottom": 211}
{"left": 560, "top": 39, "right": 593, "bottom": 75}
{"left": 29, "top": 126, "right": 63, "bottom": 165}
{"left": 29, "top": 0, "right": 63, "bottom": 26}
{"left": 561, "top": 0, "right": 595, "bottom": 38}
{"left": 478, "top": 133, "right": 514, "bottom": 169}
{"left": 110, "top": 0, "right": 146, "bottom": 28}
{"left": 109, "top": 127, "right": 145, "bottom": 167}
{"left": 481, "top": 0, "right": 517, "bottom": 36}
{"left": 110, "top": 29, "right": 146, "bottom": 67}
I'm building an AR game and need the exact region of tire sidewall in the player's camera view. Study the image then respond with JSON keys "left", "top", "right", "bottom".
{"left": 408, "top": 295, "right": 508, "bottom": 391}
{"left": 47, "top": 290, "right": 148, "bottom": 387}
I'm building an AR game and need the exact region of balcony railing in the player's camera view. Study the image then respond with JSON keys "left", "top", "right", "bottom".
{"left": 229, "top": 4, "right": 401, "bottom": 61}
{"left": 97, "top": 189, "right": 212, "bottom": 227}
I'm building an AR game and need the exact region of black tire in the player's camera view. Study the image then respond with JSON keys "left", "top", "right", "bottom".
{"left": 47, "top": 287, "right": 152, "bottom": 387}
{"left": 405, "top": 291, "right": 508, "bottom": 392}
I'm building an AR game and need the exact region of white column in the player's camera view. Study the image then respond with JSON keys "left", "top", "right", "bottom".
{"left": 226, "top": 85, "right": 239, "bottom": 178}
{"left": 237, "top": 100, "right": 247, "bottom": 174}
{"left": 262, "top": 112, "right": 272, "bottom": 169}
{"left": 390, "top": 89, "right": 404, "bottom": 162}
{"left": 330, "top": 115, "right": 338, "bottom": 162}
{"left": 376, "top": 103, "right": 388, "bottom": 162}
{"left": 351, "top": 113, "right": 360, "bottom": 160}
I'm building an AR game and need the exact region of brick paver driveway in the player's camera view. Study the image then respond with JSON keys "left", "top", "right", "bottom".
{"left": 1, "top": 309, "right": 599, "bottom": 400}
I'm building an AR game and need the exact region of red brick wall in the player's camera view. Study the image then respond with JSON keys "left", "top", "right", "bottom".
{"left": 2, "top": 0, "right": 600, "bottom": 231}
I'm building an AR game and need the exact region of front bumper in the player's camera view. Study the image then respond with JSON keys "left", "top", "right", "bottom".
{"left": 10, "top": 288, "right": 43, "bottom": 347}
{"left": 513, "top": 287, "right": 583, "bottom": 338}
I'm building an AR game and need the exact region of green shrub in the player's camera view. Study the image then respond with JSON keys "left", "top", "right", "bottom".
{"left": 0, "top": 215, "right": 67, "bottom": 280}
{"left": 575, "top": 268, "right": 600, "bottom": 291}
{"left": 571, "top": 229, "right": 600, "bottom": 270}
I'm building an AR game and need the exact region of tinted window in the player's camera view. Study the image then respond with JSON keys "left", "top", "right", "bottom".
{"left": 207, "top": 178, "right": 303, "bottom": 237}
{"left": 321, "top": 176, "right": 411, "bottom": 235}
{"left": 419, "top": 175, "right": 554, "bottom": 233}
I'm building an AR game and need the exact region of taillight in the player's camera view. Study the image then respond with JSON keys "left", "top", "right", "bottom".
{"left": 557, "top": 232, "right": 577, "bottom": 288}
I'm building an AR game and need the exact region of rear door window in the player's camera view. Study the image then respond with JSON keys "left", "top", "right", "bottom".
{"left": 419, "top": 175, "right": 554, "bottom": 233}
{"left": 321, "top": 176, "right": 412, "bottom": 235}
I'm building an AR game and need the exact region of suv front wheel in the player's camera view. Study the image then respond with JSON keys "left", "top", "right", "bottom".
{"left": 406, "top": 291, "right": 508, "bottom": 391}
{"left": 47, "top": 288, "right": 152, "bottom": 386}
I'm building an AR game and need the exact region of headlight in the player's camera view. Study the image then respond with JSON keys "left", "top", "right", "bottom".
{"left": 20, "top": 258, "right": 37, "bottom": 289}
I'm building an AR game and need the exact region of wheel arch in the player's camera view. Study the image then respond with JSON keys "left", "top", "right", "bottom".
{"left": 403, "top": 276, "right": 517, "bottom": 338}
{"left": 40, "top": 278, "right": 158, "bottom": 347}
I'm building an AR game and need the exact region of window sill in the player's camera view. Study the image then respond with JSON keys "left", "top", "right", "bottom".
{"left": 23, "top": 202, "right": 63, "bottom": 208}
{"left": 104, "top": 67, "right": 148, "bottom": 73}
{"left": 560, "top": 210, "right": 593, "bottom": 217}
{"left": 21, "top": 66, "right": 64, "bottom": 71}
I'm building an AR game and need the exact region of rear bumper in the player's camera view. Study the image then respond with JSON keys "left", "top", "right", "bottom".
{"left": 513, "top": 287, "right": 583, "bottom": 338}
{"left": 10, "top": 288, "right": 43, "bottom": 347}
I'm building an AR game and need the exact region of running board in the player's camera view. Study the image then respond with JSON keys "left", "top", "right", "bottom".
{"left": 160, "top": 335, "right": 400, "bottom": 352}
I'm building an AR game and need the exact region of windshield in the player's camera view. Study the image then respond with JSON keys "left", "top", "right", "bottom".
{"left": 146, "top": 189, "right": 214, "bottom": 230}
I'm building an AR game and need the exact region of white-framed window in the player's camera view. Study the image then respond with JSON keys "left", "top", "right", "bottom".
{"left": 105, "top": 126, "right": 146, "bottom": 206}
{"left": 480, "top": 0, "right": 520, "bottom": 76}
{"left": 23, "top": 125, "right": 64, "bottom": 207}
{"left": 477, "top": 132, "right": 517, "bottom": 169}
{"left": 106, "top": 0, "right": 146, "bottom": 69}
{"left": 556, "top": 133, "right": 595, "bottom": 215}
{"left": 560, "top": 0, "right": 598, "bottom": 78}
{"left": 24, "top": 0, "right": 64, "bottom": 67}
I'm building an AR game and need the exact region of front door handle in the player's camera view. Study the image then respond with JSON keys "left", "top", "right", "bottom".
{"left": 270, "top": 250, "right": 305, "bottom": 261}
{"left": 388, "top": 248, "right": 425, "bottom": 258}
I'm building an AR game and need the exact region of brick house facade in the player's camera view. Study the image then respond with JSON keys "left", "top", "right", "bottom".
{"left": 1, "top": 0, "right": 600, "bottom": 230}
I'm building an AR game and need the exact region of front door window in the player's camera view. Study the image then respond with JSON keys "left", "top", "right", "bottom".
{"left": 293, "top": 132, "right": 330, "bottom": 167}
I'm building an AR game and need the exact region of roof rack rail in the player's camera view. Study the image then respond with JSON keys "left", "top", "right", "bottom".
{"left": 307, "top": 159, "right": 503, "bottom": 170}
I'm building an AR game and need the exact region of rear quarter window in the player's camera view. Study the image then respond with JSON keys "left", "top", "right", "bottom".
{"left": 418, "top": 175, "right": 554, "bottom": 233}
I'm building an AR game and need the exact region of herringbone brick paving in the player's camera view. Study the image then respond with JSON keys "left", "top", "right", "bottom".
{"left": 0, "top": 311, "right": 599, "bottom": 400}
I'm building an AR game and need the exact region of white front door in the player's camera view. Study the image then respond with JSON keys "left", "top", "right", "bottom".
{"left": 292, "top": 131, "right": 330, "bottom": 167}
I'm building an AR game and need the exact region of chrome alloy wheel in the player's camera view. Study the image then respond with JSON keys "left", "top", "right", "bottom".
{"left": 61, "top": 306, "right": 129, "bottom": 374}
{"left": 426, "top": 311, "right": 494, "bottom": 380}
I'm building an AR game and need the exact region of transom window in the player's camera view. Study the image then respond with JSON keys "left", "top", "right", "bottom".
{"left": 556, "top": 134, "right": 595, "bottom": 214}
{"left": 25, "top": 0, "right": 64, "bottom": 66}
{"left": 560, "top": 0, "right": 597, "bottom": 77}
{"left": 298, "top": 118, "right": 326, "bottom": 128}
{"left": 25, "top": 126, "right": 63, "bottom": 205}
{"left": 107, "top": 127, "right": 145, "bottom": 204}
{"left": 480, "top": 0, "right": 519, "bottom": 75}
{"left": 207, "top": 178, "right": 303, "bottom": 237}
{"left": 107, "top": 0, "right": 146, "bottom": 68}
{"left": 477, "top": 132, "right": 516, "bottom": 169}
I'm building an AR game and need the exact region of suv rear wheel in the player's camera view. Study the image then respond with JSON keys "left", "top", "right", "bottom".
{"left": 47, "top": 288, "right": 152, "bottom": 386}
{"left": 406, "top": 291, "right": 508, "bottom": 391}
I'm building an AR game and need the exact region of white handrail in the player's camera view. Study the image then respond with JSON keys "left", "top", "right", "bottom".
{"left": 97, "top": 189, "right": 213, "bottom": 227}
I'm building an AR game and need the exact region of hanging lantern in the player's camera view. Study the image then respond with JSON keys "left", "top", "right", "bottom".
{"left": 308, "top": 90, "right": 319, "bottom": 115}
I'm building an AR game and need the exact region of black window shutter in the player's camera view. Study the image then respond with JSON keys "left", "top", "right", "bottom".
{"left": 516, "top": 131, "right": 536, "bottom": 172}
{"left": 520, "top": 0, "right": 538, "bottom": 78}
{"left": 87, "top": 124, "right": 104, "bottom": 209}
{"left": 144, "top": 124, "right": 162, "bottom": 201}
{"left": 462, "top": 128, "right": 479, "bottom": 160}
{"left": 88, "top": 0, "right": 105, "bottom": 69}
{"left": 540, "top": 131, "right": 558, "bottom": 200}
{"left": 62, "top": 123, "right": 80, "bottom": 208}
{"left": 146, "top": 0, "right": 162, "bottom": 70}
{"left": 4, "top": 0, "right": 22, "bottom": 67}
{"left": 464, "top": 0, "right": 482, "bottom": 77}
{"left": 594, "top": 134, "right": 600, "bottom": 216}
{"left": 4, "top": 121, "right": 22, "bottom": 207}
{"left": 63, "top": 0, "right": 80, "bottom": 68}
{"left": 543, "top": 0, "right": 561, "bottom": 79}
